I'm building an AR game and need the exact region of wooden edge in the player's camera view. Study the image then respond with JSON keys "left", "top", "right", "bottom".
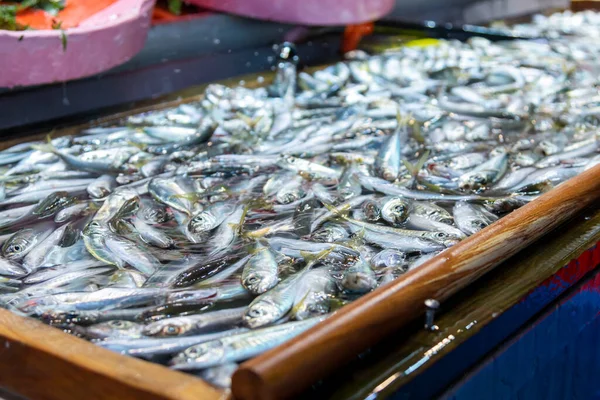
{"left": 571, "top": 0, "right": 600, "bottom": 12}
{"left": 232, "top": 164, "right": 600, "bottom": 400}
{"left": 0, "top": 309, "right": 226, "bottom": 400}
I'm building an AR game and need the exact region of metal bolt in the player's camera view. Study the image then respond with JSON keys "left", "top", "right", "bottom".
{"left": 424, "top": 298, "right": 440, "bottom": 331}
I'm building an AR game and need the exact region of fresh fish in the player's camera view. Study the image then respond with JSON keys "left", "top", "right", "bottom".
{"left": 86, "top": 320, "right": 146, "bottom": 340}
{"left": 87, "top": 174, "right": 117, "bottom": 199}
{"left": 143, "top": 306, "right": 246, "bottom": 337}
{"left": 244, "top": 250, "right": 330, "bottom": 328}
{"left": 241, "top": 242, "right": 279, "bottom": 295}
{"left": 341, "top": 257, "right": 378, "bottom": 293}
{"left": 2, "top": 222, "right": 55, "bottom": 263}
{"left": 453, "top": 201, "right": 499, "bottom": 236}
{"left": 101, "top": 328, "right": 247, "bottom": 357}
{"left": 170, "top": 317, "right": 324, "bottom": 370}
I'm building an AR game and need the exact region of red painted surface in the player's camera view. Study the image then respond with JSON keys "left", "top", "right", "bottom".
{"left": 528, "top": 242, "right": 600, "bottom": 299}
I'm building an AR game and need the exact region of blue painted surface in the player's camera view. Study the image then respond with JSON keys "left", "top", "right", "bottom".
{"left": 389, "top": 246, "right": 600, "bottom": 400}
{"left": 444, "top": 270, "right": 600, "bottom": 400}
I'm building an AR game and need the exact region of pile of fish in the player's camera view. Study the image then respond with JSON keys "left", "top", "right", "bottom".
{"left": 0, "top": 16, "right": 599, "bottom": 389}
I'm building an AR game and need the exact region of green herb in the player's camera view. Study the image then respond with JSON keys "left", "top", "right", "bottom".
{"left": 1, "top": 0, "right": 65, "bottom": 31}
{"left": 0, "top": 5, "right": 21, "bottom": 31}
{"left": 167, "top": 0, "right": 182, "bottom": 15}
{"left": 60, "top": 30, "right": 67, "bottom": 51}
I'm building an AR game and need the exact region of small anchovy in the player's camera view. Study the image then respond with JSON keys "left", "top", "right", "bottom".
{"left": 453, "top": 201, "right": 498, "bottom": 236}
{"left": 87, "top": 174, "right": 117, "bottom": 199}
{"left": 17, "top": 287, "right": 166, "bottom": 314}
{"left": 143, "top": 306, "right": 246, "bottom": 337}
{"left": 374, "top": 118, "right": 406, "bottom": 181}
{"left": 241, "top": 242, "right": 279, "bottom": 295}
{"left": 169, "top": 317, "right": 325, "bottom": 370}
{"left": 342, "top": 257, "right": 377, "bottom": 293}
{"left": 85, "top": 320, "right": 146, "bottom": 340}
{"left": 244, "top": 250, "right": 330, "bottom": 328}
{"left": 291, "top": 269, "right": 337, "bottom": 320}
{"left": 2, "top": 222, "right": 56, "bottom": 264}
{"left": 101, "top": 328, "right": 248, "bottom": 357}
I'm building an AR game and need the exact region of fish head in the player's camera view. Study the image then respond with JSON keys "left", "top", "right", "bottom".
{"left": 242, "top": 272, "right": 278, "bottom": 295}
{"left": 293, "top": 292, "right": 330, "bottom": 321}
{"left": 381, "top": 198, "right": 410, "bottom": 225}
{"left": 33, "top": 191, "right": 75, "bottom": 218}
{"left": 174, "top": 341, "right": 224, "bottom": 366}
{"left": 458, "top": 173, "right": 487, "bottom": 191}
{"left": 243, "top": 300, "right": 281, "bottom": 328}
{"left": 138, "top": 198, "right": 171, "bottom": 225}
{"left": 143, "top": 319, "right": 193, "bottom": 337}
{"left": 276, "top": 189, "right": 302, "bottom": 205}
{"left": 371, "top": 249, "right": 406, "bottom": 269}
{"left": 188, "top": 212, "right": 217, "bottom": 234}
{"left": 361, "top": 200, "right": 381, "bottom": 222}
{"left": 342, "top": 271, "right": 377, "bottom": 293}
{"left": 311, "top": 224, "right": 348, "bottom": 243}
{"left": 2, "top": 230, "right": 34, "bottom": 260}
{"left": 86, "top": 320, "right": 142, "bottom": 340}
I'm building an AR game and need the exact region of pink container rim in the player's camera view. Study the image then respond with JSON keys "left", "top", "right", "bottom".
{"left": 186, "top": 0, "right": 395, "bottom": 26}
{"left": 0, "top": 0, "right": 156, "bottom": 88}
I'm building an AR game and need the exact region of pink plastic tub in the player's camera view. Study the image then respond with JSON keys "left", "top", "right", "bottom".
{"left": 0, "top": 0, "right": 155, "bottom": 88}
{"left": 187, "top": 0, "right": 394, "bottom": 26}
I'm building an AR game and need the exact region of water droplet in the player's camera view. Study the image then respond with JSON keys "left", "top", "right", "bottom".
{"left": 213, "top": 38, "right": 221, "bottom": 45}
{"left": 227, "top": 49, "right": 232, "bottom": 53}
{"left": 245, "top": 61, "right": 252, "bottom": 68}
{"left": 254, "top": 51, "right": 259, "bottom": 56}
{"left": 267, "top": 56, "right": 274, "bottom": 63}
{"left": 257, "top": 76, "right": 265, "bottom": 83}
{"left": 239, "top": 80, "right": 246, "bottom": 86}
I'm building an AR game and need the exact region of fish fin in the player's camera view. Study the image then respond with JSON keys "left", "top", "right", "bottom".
{"left": 300, "top": 248, "right": 333, "bottom": 267}
{"left": 322, "top": 203, "right": 351, "bottom": 219}
{"left": 30, "top": 135, "right": 58, "bottom": 154}
{"left": 346, "top": 228, "right": 366, "bottom": 249}
{"left": 403, "top": 150, "right": 430, "bottom": 189}
{"left": 409, "top": 119, "right": 426, "bottom": 144}
{"left": 228, "top": 205, "right": 250, "bottom": 236}
{"left": 126, "top": 141, "right": 147, "bottom": 151}
{"left": 290, "top": 290, "right": 312, "bottom": 316}
{"left": 235, "top": 112, "right": 255, "bottom": 128}
{"left": 169, "top": 193, "right": 201, "bottom": 202}
{"left": 328, "top": 297, "right": 348, "bottom": 312}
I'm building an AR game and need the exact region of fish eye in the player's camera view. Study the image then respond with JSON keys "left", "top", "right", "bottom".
{"left": 11, "top": 245, "right": 21, "bottom": 252}
{"left": 185, "top": 347, "right": 200, "bottom": 358}
{"left": 393, "top": 205, "right": 405, "bottom": 213}
{"left": 162, "top": 325, "right": 181, "bottom": 336}
{"left": 247, "top": 276, "right": 259, "bottom": 284}
{"left": 248, "top": 307, "right": 265, "bottom": 318}
{"left": 110, "top": 321, "right": 128, "bottom": 328}
{"left": 436, "top": 232, "right": 447, "bottom": 238}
